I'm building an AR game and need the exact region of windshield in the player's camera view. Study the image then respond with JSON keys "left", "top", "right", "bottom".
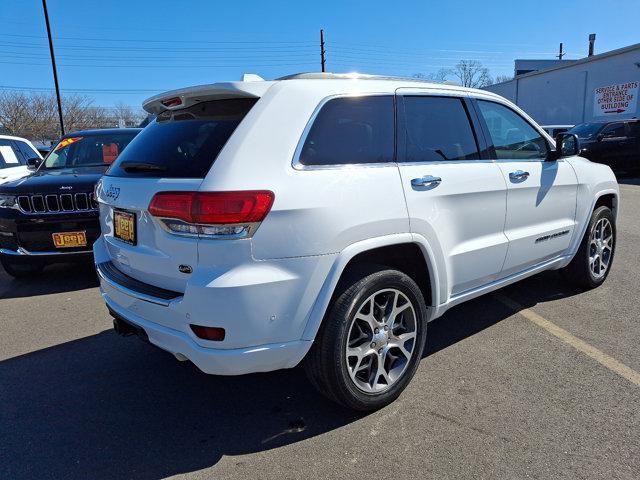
{"left": 106, "top": 98, "right": 257, "bottom": 178}
{"left": 568, "top": 123, "right": 604, "bottom": 139}
{"left": 44, "top": 133, "right": 138, "bottom": 170}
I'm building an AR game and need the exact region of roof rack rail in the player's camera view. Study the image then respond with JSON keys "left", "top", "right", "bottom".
{"left": 275, "top": 72, "right": 451, "bottom": 84}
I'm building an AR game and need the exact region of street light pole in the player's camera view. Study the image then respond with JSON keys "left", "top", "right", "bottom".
{"left": 41, "top": 0, "right": 64, "bottom": 136}
{"left": 320, "top": 29, "right": 326, "bottom": 73}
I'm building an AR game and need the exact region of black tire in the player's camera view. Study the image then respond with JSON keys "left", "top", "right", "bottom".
{"left": 304, "top": 267, "right": 428, "bottom": 411}
{"left": 561, "top": 205, "right": 616, "bottom": 289}
{"left": 0, "top": 257, "right": 44, "bottom": 278}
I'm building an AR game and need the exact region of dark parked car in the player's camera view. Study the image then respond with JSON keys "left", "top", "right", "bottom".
{"left": 0, "top": 128, "right": 141, "bottom": 277}
{"left": 570, "top": 119, "right": 640, "bottom": 174}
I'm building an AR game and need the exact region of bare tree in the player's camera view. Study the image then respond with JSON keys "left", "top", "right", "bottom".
{"left": 495, "top": 74, "right": 513, "bottom": 83}
{"left": 0, "top": 92, "right": 58, "bottom": 143}
{"left": 450, "top": 60, "right": 493, "bottom": 88}
{"left": 113, "top": 102, "right": 146, "bottom": 127}
{"left": 413, "top": 68, "right": 451, "bottom": 83}
{"left": 0, "top": 91, "right": 142, "bottom": 142}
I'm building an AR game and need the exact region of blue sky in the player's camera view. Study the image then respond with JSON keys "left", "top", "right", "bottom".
{"left": 1, "top": 0, "right": 638, "bottom": 109}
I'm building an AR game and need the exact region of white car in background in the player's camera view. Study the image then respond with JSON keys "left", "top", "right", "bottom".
{"left": 94, "top": 73, "right": 619, "bottom": 411}
{"left": 0, "top": 135, "right": 41, "bottom": 185}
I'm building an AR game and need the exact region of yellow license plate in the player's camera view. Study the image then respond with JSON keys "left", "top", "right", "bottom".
{"left": 52, "top": 231, "right": 87, "bottom": 248}
{"left": 113, "top": 209, "right": 136, "bottom": 245}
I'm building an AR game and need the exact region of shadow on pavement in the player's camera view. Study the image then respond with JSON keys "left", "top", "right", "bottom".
{"left": 0, "top": 330, "right": 364, "bottom": 479}
{"left": 0, "top": 261, "right": 98, "bottom": 299}
{"left": 0, "top": 270, "right": 585, "bottom": 479}
{"left": 425, "top": 270, "right": 585, "bottom": 357}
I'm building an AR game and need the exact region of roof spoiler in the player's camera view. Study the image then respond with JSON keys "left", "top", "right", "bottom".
{"left": 143, "top": 79, "right": 272, "bottom": 115}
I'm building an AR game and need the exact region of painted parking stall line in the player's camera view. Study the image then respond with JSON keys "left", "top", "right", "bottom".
{"left": 495, "top": 294, "right": 640, "bottom": 387}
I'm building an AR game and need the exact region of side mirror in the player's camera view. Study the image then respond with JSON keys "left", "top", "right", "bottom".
{"left": 26, "top": 157, "right": 42, "bottom": 170}
{"left": 548, "top": 133, "right": 579, "bottom": 161}
{"left": 596, "top": 133, "right": 605, "bottom": 141}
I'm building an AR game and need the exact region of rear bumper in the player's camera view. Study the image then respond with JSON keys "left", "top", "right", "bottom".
{"left": 103, "top": 290, "right": 311, "bottom": 375}
{"left": 93, "top": 236, "right": 334, "bottom": 375}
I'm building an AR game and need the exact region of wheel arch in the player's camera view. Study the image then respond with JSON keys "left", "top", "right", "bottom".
{"left": 300, "top": 233, "right": 441, "bottom": 342}
{"left": 594, "top": 191, "right": 618, "bottom": 219}
{"left": 565, "top": 187, "right": 619, "bottom": 265}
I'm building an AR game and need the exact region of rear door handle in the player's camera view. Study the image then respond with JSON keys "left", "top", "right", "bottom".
{"left": 509, "top": 170, "right": 530, "bottom": 181}
{"left": 411, "top": 175, "right": 442, "bottom": 188}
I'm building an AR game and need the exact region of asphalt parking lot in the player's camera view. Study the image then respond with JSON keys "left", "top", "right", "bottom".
{"left": 1, "top": 182, "right": 639, "bottom": 480}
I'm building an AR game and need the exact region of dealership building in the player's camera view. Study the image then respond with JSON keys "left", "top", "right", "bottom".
{"left": 483, "top": 43, "right": 640, "bottom": 126}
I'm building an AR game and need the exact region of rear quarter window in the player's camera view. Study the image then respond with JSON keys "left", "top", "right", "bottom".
{"left": 107, "top": 98, "right": 257, "bottom": 178}
{"left": 0, "top": 140, "right": 24, "bottom": 167}
{"left": 298, "top": 95, "right": 395, "bottom": 166}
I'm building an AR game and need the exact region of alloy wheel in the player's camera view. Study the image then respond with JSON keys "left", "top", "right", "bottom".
{"left": 345, "top": 288, "right": 417, "bottom": 393}
{"left": 589, "top": 217, "right": 613, "bottom": 279}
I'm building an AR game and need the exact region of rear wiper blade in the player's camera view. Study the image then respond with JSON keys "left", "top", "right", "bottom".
{"left": 121, "top": 162, "right": 167, "bottom": 173}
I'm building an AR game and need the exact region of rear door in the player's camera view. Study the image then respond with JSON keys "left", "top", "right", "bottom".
{"left": 98, "top": 97, "right": 258, "bottom": 293}
{"left": 474, "top": 99, "right": 577, "bottom": 276}
{"left": 396, "top": 91, "right": 508, "bottom": 298}
{"left": 599, "top": 122, "right": 630, "bottom": 171}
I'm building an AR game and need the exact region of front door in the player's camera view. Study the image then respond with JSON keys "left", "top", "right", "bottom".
{"left": 396, "top": 91, "right": 509, "bottom": 299}
{"left": 475, "top": 99, "right": 578, "bottom": 276}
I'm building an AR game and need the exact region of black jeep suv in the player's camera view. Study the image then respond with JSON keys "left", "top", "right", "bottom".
{"left": 569, "top": 119, "right": 640, "bottom": 174}
{"left": 0, "top": 128, "right": 141, "bottom": 277}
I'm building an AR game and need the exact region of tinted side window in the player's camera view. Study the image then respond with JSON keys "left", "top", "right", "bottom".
{"left": 299, "top": 96, "right": 394, "bottom": 166}
{"left": 0, "top": 139, "right": 22, "bottom": 168}
{"left": 477, "top": 100, "right": 548, "bottom": 160}
{"left": 402, "top": 96, "right": 479, "bottom": 162}
{"left": 628, "top": 122, "right": 640, "bottom": 137}
{"left": 15, "top": 141, "right": 38, "bottom": 163}
{"left": 602, "top": 123, "right": 626, "bottom": 138}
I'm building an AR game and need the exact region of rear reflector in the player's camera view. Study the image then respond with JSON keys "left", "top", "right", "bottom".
{"left": 190, "top": 325, "right": 225, "bottom": 341}
{"left": 149, "top": 191, "right": 274, "bottom": 225}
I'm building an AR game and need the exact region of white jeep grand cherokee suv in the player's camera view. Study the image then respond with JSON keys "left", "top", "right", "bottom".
{"left": 94, "top": 73, "right": 618, "bottom": 411}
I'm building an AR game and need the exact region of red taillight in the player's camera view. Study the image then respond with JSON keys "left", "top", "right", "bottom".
{"left": 148, "top": 191, "right": 274, "bottom": 224}
{"left": 190, "top": 325, "right": 225, "bottom": 341}
{"left": 161, "top": 96, "right": 182, "bottom": 108}
{"left": 195, "top": 191, "right": 274, "bottom": 224}
{"left": 148, "top": 192, "right": 195, "bottom": 223}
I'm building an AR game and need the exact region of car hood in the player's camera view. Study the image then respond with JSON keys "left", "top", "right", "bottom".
{"left": 0, "top": 166, "right": 106, "bottom": 194}
{"left": 0, "top": 166, "right": 30, "bottom": 185}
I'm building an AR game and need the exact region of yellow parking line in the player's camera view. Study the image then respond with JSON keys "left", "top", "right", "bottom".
{"left": 495, "top": 294, "right": 640, "bottom": 387}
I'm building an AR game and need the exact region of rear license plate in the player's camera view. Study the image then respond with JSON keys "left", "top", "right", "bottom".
{"left": 52, "top": 231, "right": 87, "bottom": 249}
{"left": 113, "top": 209, "right": 136, "bottom": 245}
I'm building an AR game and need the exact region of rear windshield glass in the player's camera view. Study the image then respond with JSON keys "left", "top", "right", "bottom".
{"left": 107, "top": 98, "right": 257, "bottom": 178}
{"left": 44, "top": 133, "right": 138, "bottom": 170}
{"left": 568, "top": 123, "right": 604, "bottom": 139}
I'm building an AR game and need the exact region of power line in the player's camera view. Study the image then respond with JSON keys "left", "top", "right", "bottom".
{"left": 0, "top": 33, "right": 317, "bottom": 45}
{"left": 0, "top": 40, "right": 319, "bottom": 53}
{"left": 0, "top": 60, "right": 318, "bottom": 68}
{"left": 0, "top": 51, "right": 318, "bottom": 61}
{"left": 0, "top": 85, "right": 163, "bottom": 93}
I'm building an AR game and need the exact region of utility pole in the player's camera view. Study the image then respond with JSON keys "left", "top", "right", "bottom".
{"left": 557, "top": 42, "right": 564, "bottom": 60}
{"left": 320, "top": 29, "right": 326, "bottom": 72}
{"left": 42, "top": 0, "right": 64, "bottom": 136}
{"left": 588, "top": 33, "right": 596, "bottom": 57}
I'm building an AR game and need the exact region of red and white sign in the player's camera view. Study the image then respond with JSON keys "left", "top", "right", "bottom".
{"left": 593, "top": 81, "right": 638, "bottom": 116}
